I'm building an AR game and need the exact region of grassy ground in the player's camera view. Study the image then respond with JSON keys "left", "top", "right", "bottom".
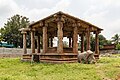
{"left": 0, "top": 56, "right": 120, "bottom": 80}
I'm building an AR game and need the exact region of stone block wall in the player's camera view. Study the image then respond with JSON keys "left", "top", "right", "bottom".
{"left": 100, "top": 49, "right": 120, "bottom": 54}
{"left": 0, "top": 48, "right": 31, "bottom": 58}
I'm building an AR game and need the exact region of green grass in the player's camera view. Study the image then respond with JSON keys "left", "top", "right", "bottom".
{"left": 0, "top": 56, "right": 120, "bottom": 80}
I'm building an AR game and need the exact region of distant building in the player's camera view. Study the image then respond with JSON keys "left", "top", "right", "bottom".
{"left": 100, "top": 44, "right": 119, "bottom": 54}
{"left": 100, "top": 44, "right": 116, "bottom": 50}
{"left": 0, "top": 41, "right": 14, "bottom": 48}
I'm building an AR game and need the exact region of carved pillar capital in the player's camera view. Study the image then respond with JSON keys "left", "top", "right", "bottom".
{"left": 21, "top": 31, "right": 27, "bottom": 34}
{"left": 30, "top": 28, "right": 36, "bottom": 32}
{"left": 94, "top": 30, "right": 101, "bottom": 34}
{"left": 39, "top": 21, "right": 44, "bottom": 27}
{"left": 54, "top": 14, "right": 65, "bottom": 23}
{"left": 77, "top": 21, "right": 81, "bottom": 26}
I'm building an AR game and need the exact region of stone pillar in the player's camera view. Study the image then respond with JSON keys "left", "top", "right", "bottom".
{"left": 57, "top": 21, "right": 63, "bottom": 54}
{"left": 50, "top": 38, "right": 53, "bottom": 47}
{"left": 81, "top": 33, "right": 84, "bottom": 52}
{"left": 31, "top": 31, "right": 35, "bottom": 53}
{"left": 22, "top": 31, "right": 27, "bottom": 54}
{"left": 95, "top": 31, "right": 99, "bottom": 55}
{"left": 47, "top": 37, "right": 49, "bottom": 47}
{"left": 86, "top": 28, "right": 90, "bottom": 50}
{"left": 73, "top": 26, "right": 78, "bottom": 54}
{"left": 69, "top": 37, "right": 72, "bottom": 47}
{"left": 37, "top": 35, "right": 40, "bottom": 53}
{"left": 43, "top": 26, "right": 47, "bottom": 53}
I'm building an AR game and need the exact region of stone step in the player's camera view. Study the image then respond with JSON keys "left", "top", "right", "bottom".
{"left": 40, "top": 58, "right": 77, "bottom": 61}
{"left": 40, "top": 60, "right": 78, "bottom": 63}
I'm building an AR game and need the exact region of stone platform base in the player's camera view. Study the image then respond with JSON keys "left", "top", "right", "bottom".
{"left": 94, "top": 54, "right": 99, "bottom": 60}
{"left": 22, "top": 53, "right": 78, "bottom": 63}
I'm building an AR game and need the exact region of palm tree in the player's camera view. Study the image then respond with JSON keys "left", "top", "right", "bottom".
{"left": 111, "top": 34, "right": 120, "bottom": 44}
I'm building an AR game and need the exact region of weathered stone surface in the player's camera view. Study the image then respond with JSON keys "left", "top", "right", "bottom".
{"left": 78, "top": 50, "right": 96, "bottom": 64}
{"left": 73, "top": 26, "right": 78, "bottom": 54}
{"left": 100, "top": 49, "right": 120, "bottom": 54}
{"left": 0, "top": 48, "right": 32, "bottom": 54}
{"left": 19, "top": 11, "right": 103, "bottom": 63}
{"left": 31, "top": 31, "right": 35, "bottom": 53}
{"left": 57, "top": 21, "right": 63, "bottom": 54}
{"left": 86, "top": 28, "right": 90, "bottom": 50}
{"left": 23, "top": 32, "right": 27, "bottom": 54}
{"left": 95, "top": 31, "right": 99, "bottom": 55}
{"left": 43, "top": 26, "right": 47, "bottom": 53}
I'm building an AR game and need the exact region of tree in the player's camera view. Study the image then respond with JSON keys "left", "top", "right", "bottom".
{"left": 111, "top": 34, "right": 120, "bottom": 44}
{"left": 63, "top": 41, "right": 68, "bottom": 47}
{"left": 90, "top": 34, "right": 95, "bottom": 51}
{"left": 98, "top": 34, "right": 110, "bottom": 48}
{"left": 0, "top": 29, "right": 3, "bottom": 42}
{"left": 0, "top": 14, "right": 30, "bottom": 48}
{"left": 79, "top": 34, "right": 108, "bottom": 51}
{"left": 115, "top": 43, "right": 120, "bottom": 50}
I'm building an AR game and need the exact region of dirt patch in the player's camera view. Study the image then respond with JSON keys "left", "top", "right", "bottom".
{"left": 116, "top": 74, "right": 120, "bottom": 80}
{"left": 96, "top": 63, "right": 112, "bottom": 80}
{"left": 115, "top": 66, "right": 120, "bottom": 68}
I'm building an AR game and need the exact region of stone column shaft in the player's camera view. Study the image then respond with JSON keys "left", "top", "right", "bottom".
{"left": 95, "top": 31, "right": 99, "bottom": 54}
{"left": 57, "top": 21, "right": 63, "bottom": 54}
{"left": 43, "top": 26, "right": 47, "bottom": 53}
{"left": 86, "top": 29, "right": 90, "bottom": 50}
{"left": 73, "top": 26, "right": 78, "bottom": 54}
{"left": 31, "top": 31, "right": 35, "bottom": 53}
{"left": 22, "top": 32, "right": 27, "bottom": 54}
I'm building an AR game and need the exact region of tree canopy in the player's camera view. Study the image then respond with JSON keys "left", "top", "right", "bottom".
{"left": 111, "top": 34, "right": 120, "bottom": 44}
{"left": 0, "top": 14, "right": 30, "bottom": 47}
{"left": 78, "top": 34, "right": 109, "bottom": 51}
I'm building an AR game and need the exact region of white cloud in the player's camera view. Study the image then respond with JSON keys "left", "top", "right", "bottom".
{"left": 0, "top": 0, "right": 120, "bottom": 40}
{"left": 0, "top": 0, "right": 22, "bottom": 27}
{"left": 19, "top": 0, "right": 71, "bottom": 22}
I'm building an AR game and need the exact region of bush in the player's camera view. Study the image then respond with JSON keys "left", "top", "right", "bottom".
{"left": 115, "top": 44, "right": 120, "bottom": 50}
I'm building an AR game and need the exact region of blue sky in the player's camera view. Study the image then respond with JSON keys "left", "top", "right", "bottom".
{"left": 0, "top": 0, "right": 120, "bottom": 39}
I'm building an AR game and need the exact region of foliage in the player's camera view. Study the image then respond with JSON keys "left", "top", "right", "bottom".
{"left": 99, "top": 34, "right": 110, "bottom": 49}
{"left": 0, "top": 28, "right": 4, "bottom": 42}
{"left": 0, "top": 57, "right": 120, "bottom": 80}
{"left": 81, "top": 34, "right": 108, "bottom": 51}
{"left": 111, "top": 34, "right": 120, "bottom": 44}
{"left": 0, "top": 14, "right": 30, "bottom": 48}
{"left": 115, "top": 43, "right": 120, "bottom": 50}
{"left": 90, "top": 34, "right": 95, "bottom": 51}
{"left": 105, "top": 40, "right": 112, "bottom": 45}
{"left": 0, "top": 36, "right": 3, "bottom": 43}
{"left": 63, "top": 41, "right": 68, "bottom": 47}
